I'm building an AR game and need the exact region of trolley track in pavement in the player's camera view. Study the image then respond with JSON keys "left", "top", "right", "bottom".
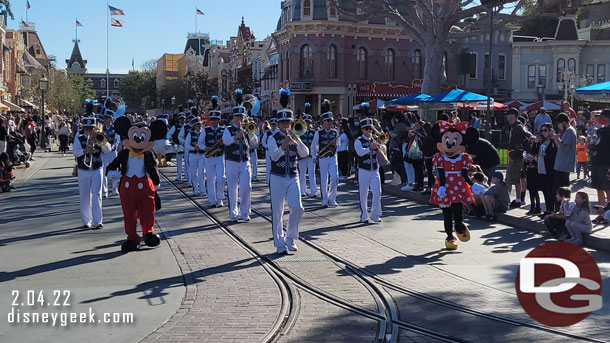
{"left": 162, "top": 172, "right": 470, "bottom": 343}
{"left": 246, "top": 198, "right": 608, "bottom": 343}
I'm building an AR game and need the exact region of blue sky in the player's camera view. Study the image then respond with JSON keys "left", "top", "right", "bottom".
{"left": 7, "top": 0, "right": 281, "bottom": 73}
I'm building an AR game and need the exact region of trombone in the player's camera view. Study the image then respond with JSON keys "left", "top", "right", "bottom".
{"left": 291, "top": 118, "right": 307, "bottom": 136}
{"left": 371, "top": 128, "right": 389, "bottom": 162}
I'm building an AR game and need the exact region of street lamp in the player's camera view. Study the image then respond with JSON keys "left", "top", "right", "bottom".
{"left": 161, "top": 98, "right": 166, "bottom": 112}
{"left": 537, "top": 83, "right": 546, "bottom": 102}
{"left": 39, "top": 76, "right": 48, "bottom": 148}
{"left": 481, "top": 0, "right": 503, "bottom": 133}
{"left": 171, "top": 96, "right": 176, "bottom": 119}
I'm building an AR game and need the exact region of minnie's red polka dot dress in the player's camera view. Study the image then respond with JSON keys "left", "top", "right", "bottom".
{"left": 430, "top": 153, "right": 474, "bottom": 206}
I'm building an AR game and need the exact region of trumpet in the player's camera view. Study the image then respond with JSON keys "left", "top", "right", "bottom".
{"left": 291, "top": 118, "right": 307, "bottom": 136}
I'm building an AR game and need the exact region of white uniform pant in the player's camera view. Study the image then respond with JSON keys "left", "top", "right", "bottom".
{"left": 189, "top": 153, "right": 206, "bottom": 194}
{"left": 205, "top": 155, "right": 225, "bottom": 204}
{"left": 78, "top": 168, "right": 103, "bottom": 226}
{"left": 298, "top": 157, "right": 317, "bottom": 195}
{"left": 226, "top": 160, "right": 252, "bottom": 220}
{"left": 358, "top": 168, "right": 382, "bottom": 221}
{"left": 270, "top": 174, "right": 304, "bottom": 248}
{"left": 175, "top": 151, "right": 185, "bottom": 180}
{"left": 318, "top": 156, "right": 338, "bottom": 204}
{"left": 265, "top": 151, "right": 272, "bottom": 185}
{"left": 102, "top": 151, "right": 118, "bottom": 195}
{"left": 0, "top": 140, "right": 6, "bottom": 153}
{"left": 184, "top": 150, "right": 191, "bottom": 183}
{"left": 250, "top": 150, "right": 258, "bottom": 180}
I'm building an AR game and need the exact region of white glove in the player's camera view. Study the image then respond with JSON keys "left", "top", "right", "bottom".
{"left": 154, "top": 184, "right": 160, "bottom": 191}
{"left": 436, "top": 186, "right": 447, "bottom": 198}
{"left": 107, "top": 170, "right": 122, "bottom": 182}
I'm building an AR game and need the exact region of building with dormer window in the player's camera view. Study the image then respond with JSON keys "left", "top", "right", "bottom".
{"left": 271, "top": 0, "right": 460, "bottom": 117}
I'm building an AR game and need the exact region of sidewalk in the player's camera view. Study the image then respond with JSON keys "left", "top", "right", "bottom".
{"left": 381, "top": 173, "right": 610, "bottom": 253}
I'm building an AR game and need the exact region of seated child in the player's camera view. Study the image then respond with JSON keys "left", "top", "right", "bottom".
{"left": 544, "top": 187, "right": 574, "bottom": 239}
{"left": 565, "top": 191, "right": 593, "bottom": 245}
{"left": 481, "top": 171, "right": 510, "bottom": 221}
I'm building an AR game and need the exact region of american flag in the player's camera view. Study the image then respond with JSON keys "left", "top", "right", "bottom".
{"left": 111, "top": 18, "right": 123, "bottom": 27}
{"left": 108, "top": 5, "right": 125, "bottom": 16}
{"left": 76, "top": 19, "right": 83, "bottom": 27}
{"left": 21, "top": 20, "right": 30, "bottom": 28}
{"left": 27, "top": 1, "right": 31, "bottom": 10}
{"left": 197, "top": 8, "right": 204, "bottom": 15}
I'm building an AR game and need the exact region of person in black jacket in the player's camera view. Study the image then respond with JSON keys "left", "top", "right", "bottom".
{"left": 107, "top": 116, "right": 167, "bottom": 252}
{"left": 534, "top": 122, "right": 558, "bottom": 217}
{"left": 466, "top": 137, "right": 500, "bottom": 183}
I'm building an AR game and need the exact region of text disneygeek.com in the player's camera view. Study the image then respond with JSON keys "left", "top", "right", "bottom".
{"left": 8, "top": 290, "right": 134, "bottom": 326}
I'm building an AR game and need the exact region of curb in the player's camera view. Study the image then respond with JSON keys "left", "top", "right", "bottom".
{"left": 381, "top": 183, "right": 610, "bottom": 253}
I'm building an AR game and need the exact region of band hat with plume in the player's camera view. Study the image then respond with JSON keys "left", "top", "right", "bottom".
{"left": 321, "top": 99, "right": 333, "bottom": 121}
{"left": 82, "top": 116, "right": 97, "bottom": 128}
{"left": 303, "top": 102, "right": 312, "bottom": 122}
{"left": 269, "top": 118, "right": 278, "bottom": 125}
{"left": 209, "top": 96, "right": 222, "bottom": 119}
{"left": 360, "top": 117, "right": 374, "bottom": 129}
{"left": 277, "top": 88, "right": 294, "bottom": 122}
{"left": 232, "top": 89, "right": 246, "bottom": 116}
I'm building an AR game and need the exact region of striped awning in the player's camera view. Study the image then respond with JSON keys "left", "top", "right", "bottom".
{"left": 0, "top": 102, "right": 9, "bottom": 111}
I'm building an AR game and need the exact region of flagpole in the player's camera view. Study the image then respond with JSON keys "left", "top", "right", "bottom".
{"left": 75, "top": 19, "right": 78, "bottom": 43}
{"left": 196, "top": 5, "right": 200, "bottom": 56}
{"left": 106, "top": 2, "right": 110, "bottom": 98}
{"left": 25, "top": 2, "right": 28, "bottom": 23}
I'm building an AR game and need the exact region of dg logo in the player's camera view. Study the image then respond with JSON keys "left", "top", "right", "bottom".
{"left": 516, "top": 242, "right": 603, "bottom": 327}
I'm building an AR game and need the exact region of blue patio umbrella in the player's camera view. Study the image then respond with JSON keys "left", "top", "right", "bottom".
{"left": 575, "top": 81, "right": 610, "bottom": 93}
{"left": 425, "top": 89, "right": 491, "bottom": 103}
{"left": 390, "top": 93, "right": 431, "bottom": 104}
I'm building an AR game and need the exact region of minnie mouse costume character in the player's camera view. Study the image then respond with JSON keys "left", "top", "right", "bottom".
{"left": 430, "top": 120, "right": 479, "bottom": 250}
{"left": 107, "top": 116, "right": 168, "bottom": 252}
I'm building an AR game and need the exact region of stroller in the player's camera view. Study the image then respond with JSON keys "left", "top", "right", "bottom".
{"left": 6, "top": 132, "right": 32, "bottom": 168}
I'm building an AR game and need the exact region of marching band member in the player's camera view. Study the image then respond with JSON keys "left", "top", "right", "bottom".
{"left": 166, "top": 112, "right": 186, "bottom": 181}
{"left": 311, "top": 99, "right": 341, "bottom": 207}
{"left": 73, "top": 113, "right": 111, "bottom": 229}
{"left": 186, "top": 117, "right": 205, "bottom": 196}
{"left": 101, "top": 112, "right": 120, "bottom": 197}
{"left": 223, "top": 89, "right": 258, "bottom": 222}
{"left": 179, "top": 114, "right": 195, "bottom": 186}
{"left": 261, "top": 114, "right": 278, "bottom": 185}
{"left": 199, "top": 96, "right": 226, "bottom": 207}
{"left": 298, "top": 103, "right": 317, "bottom": 197}
{"left": 354, "top": 117, "right": 382, "bottom": 223}
{"left": 268, "top": 88, "right": 308, "bottom": 254}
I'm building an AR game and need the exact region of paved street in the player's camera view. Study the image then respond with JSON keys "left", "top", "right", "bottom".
{"left": 0, "top": 153, "right": 183, "bottom": 343}
{"left": 2, "top": 155, "right": 610, "bottom": 342}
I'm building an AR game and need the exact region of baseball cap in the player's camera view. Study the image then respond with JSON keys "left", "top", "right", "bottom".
{"left": 491, "top": 171, "right": 504, "bottom": 182}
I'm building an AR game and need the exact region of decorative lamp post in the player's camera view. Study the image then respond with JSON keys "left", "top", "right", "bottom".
{"left": 171, "top": 95, "right": 176, "bottom": 118}
{"left": 39, "top": 76, "right": 48, "bottom": 147}
{"left": 161, "top": 98, "right": 166, "bottom": 113}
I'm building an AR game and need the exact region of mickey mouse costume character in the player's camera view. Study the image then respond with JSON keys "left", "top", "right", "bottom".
{"left": 107, "top": 116, "right": 168, "bottom": 252}
{"left": 430, "top": 120, "right": 479, "bottom": 250}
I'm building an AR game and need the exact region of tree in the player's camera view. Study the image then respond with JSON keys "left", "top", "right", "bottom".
{"left": 119, "top": 70, "right": 157, "bottom": 111}
{"left": 0, "top": 0, "right": 14, "bottom": 19}
{"left": 184, "top": 71, "right": 219, "bottom": 105}
{"left": 334, "top": 0, "right": 537, "bottom": 120}
{"left": 35, "top": 68, "right": 95, "bottom": 114}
